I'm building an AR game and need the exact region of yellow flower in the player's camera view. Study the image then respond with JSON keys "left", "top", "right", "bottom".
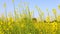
{"left": 52, "top": 8, "right": 56, "bottom": 14}
{"left": 57, "top": 15, "right": 60, "bottom": 21}
{"left": 58, "top": 4, "right": 60, "bottom": 10}
{"left": 6, "top": 28, "right": 9, "bottom": 30}
{"left": 40, "top": 32, "right": 43, "bottom": 34}
{"left": 8, "top": 18, "right": 14, "bottom": 22}
{"left": 3, "top": 26, "right": 6, "bottom": 30}
{"left": 3, "top": 3, "right": 6, "bottom": 8}
{"left": 9, "top": 25, "right": 13, "bottom": 30}
{"left": 8, "top": 22, "right": 11, "bottom": 26}
{"left": 34, "top": 23, "right": 40, "bottom": 29}
{"left": 12, "top": 0, "right": 14, "bottom": 3}
{"left": 0, "top": 22, "right": 3, "bottom": 25}
{"left": 0, "top": 31, "right": 4, "bottom": 34}
{"left": 52, "top": 32, "right": 56, "bottom": 34}
{"left": 20, "top": 23, "right": 25, "bottom": 28}
{"left": 52, "top": 22, "right": 57, "bottom": 28}
{"left": 46, "top": 16, "right": 50, "bottom": 22}
{"left": 51, "top": 22, "right": 57, "bottom": 31}
{"left": 28, "top": 33, "right": 31, "bottom": 34}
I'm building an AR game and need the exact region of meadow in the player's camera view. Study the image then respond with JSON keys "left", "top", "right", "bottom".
{"left": 0, "top": 0, "right": 60, "bottom": 34}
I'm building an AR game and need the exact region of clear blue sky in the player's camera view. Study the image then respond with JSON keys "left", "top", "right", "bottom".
{"left": 0, "top": 0, "right": 60, "bottom": 17}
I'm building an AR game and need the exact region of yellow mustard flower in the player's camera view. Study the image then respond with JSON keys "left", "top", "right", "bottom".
{"left": 3, "top": 26, "right": 7, "bottom": 30}
{"left": 52, "top": 8, "right": 56, "bottom": 15}
{"left": 9, "top": 25, "right": 13, "bottom": 30}
{"left": 46, "top": 16, "right": 50, "bottom": 22}
{"left": 8, "top": 22, "right": 12, "bottom": 26}
{"left": 58, "top": 4, "right": 60, "bottom": 10}
{"left": 34, "top": 23, "right": 40, "bottom": 29}
{"left": 0, "top": 22, "right": 3, "bottom": 25}
{"left": 51, "top": 22, "right": 57, "bottom": 31}
{"left": 40, "top": 32, "right": 43, "bottom": 34}
{"left": 0, "top": 31, "right": 4, "bottom": 34}
{"left": 3, "top": 3, "right": 6, "bottom": 8}
{"left": 12, "top": 0, "right": 14, "bottom": 3}
{"left": 20, "top": 23, "right": 25, "bottom": 28}
{"left": 57, "top": 15, "right": 60, "bottom": 21}
{"left": 52, "top": 32, "right": 56, "bottom": 34}
{"left": 52, "top": 22, "right": 57, "bottom": 28}
{"left": 6, "top": 28, "right": 9, "bottom": 30}
{"left": 28, "top": 33, "right": 31, "bottom": 34}
{"left": 8, "top": 18, "right": 14, "bottom": 22}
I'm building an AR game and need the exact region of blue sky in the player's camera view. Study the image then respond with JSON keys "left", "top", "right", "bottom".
{"left": 0, "top": 0, "right": 60, "bottom": 17}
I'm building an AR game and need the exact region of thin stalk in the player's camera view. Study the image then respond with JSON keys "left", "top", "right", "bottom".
{"left": 35, "top": 6, "right": 42, "bottom": 21}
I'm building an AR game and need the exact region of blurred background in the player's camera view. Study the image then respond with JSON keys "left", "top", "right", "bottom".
{"left": 0, "top": 0, "right": 60, "bottom": 18}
